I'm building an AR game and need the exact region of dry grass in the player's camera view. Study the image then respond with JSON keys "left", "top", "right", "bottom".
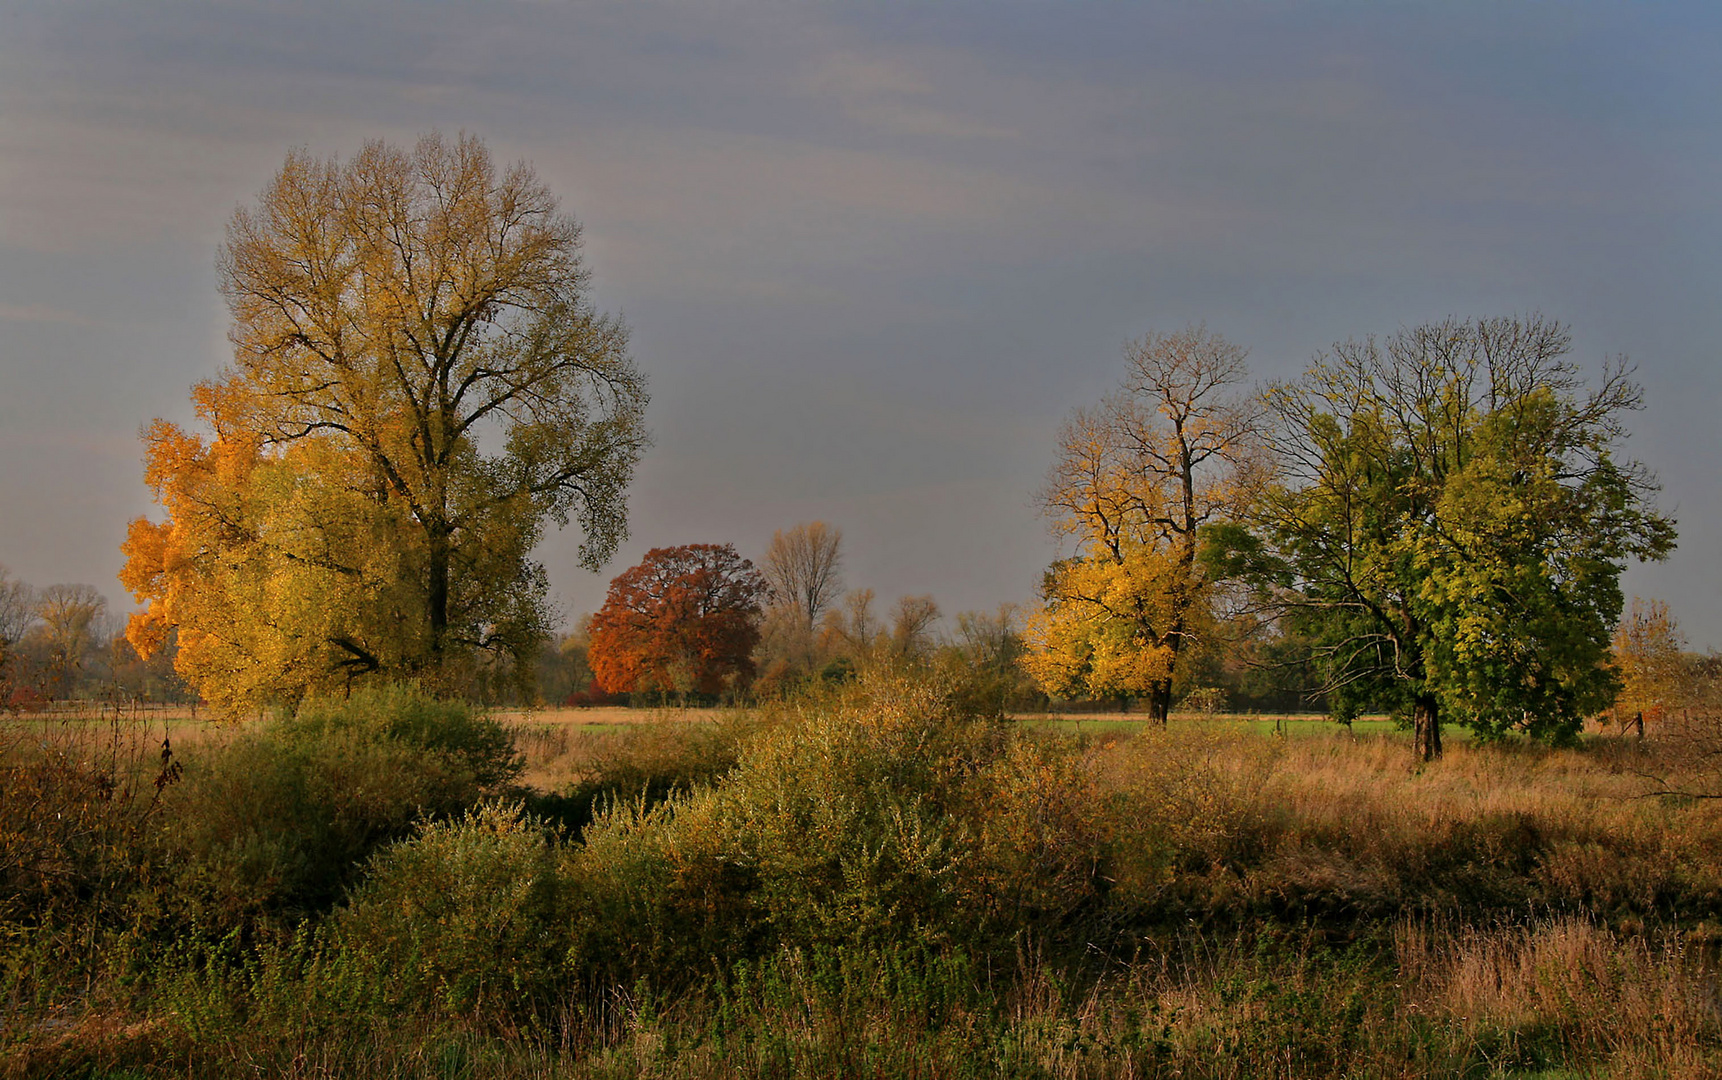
{"left": 997, "top": 917, "right": 1722, "bottom": 1079}
{"left": 1091, "top": 723, "right": 1722, "bottom": 926}
{"left": 501, "top": 707, "right": 742, "bottom": 793}
{"left": 11, "top": 691, "right": 1722, "bottom": 1078}
{"left": 1396, "top": 918, "right": 1722, "bottom": 1079}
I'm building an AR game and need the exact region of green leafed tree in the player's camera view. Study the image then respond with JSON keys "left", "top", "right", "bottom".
{"left": 1227, "top": 315, "right": 1674, "bottom": 758}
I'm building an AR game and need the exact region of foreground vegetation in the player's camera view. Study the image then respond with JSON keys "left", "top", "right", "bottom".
{"left": 4, "top": 674, "right": 1721, "bottom": 1078}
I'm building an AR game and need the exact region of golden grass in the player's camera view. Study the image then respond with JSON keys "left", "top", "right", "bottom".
{"left": 490, "top": 705, "right": 718, "bottom": 728}
{"left": 501, "top": 707, "right": 744, "bottom": 793}
{"left": 1396, "top": 918, "right": 1722, "bottom": 1079}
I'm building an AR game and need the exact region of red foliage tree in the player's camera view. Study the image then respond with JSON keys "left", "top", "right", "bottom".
{"left": 587, "top": 544, "right": 768, "bottom": 698}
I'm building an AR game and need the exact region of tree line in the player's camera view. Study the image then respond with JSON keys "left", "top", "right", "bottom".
{"left": 0, "top": 564, "right": 188, "bottom": 707}
{"left": 557, "top": 315, "right": 1675, "bottom": 767}
{"left": 90, "top": 132, "right": 1677, "bottom": 760}
{"left": 550, "top": 524, "right": 1045, "bottom": 712}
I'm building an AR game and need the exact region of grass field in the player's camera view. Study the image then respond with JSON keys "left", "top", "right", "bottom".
{"left": 0, "top": 701, "right": 1485, "bottom": 797}
{"left": 5, "top": 678, "right": 1722, "bottom": 1077}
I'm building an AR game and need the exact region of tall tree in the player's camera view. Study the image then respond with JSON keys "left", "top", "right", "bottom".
{"left": 0, "top": 565, "right": 32, "bottom": 649}
{"left": 947, "top": 604, "right": 1045, "bottom": 716}
{"left": 1238, "top": 315, "right": 1674, "bottom": 759}
{"left": 819, "top": 587, "right": 885, "bottom": 665}
{"left": 587, "top": 544, "right": 768, "bottom": 700}
{"left": 762, "top": 523, "right": 844, "bottom": 630}
{"left": 33, "top": 584, "right": 107, "bottom": 699}
{"left": 0, "top": 565, "right": 34, "bottom": 705}
{"left": 887, "top": 594, "right": 942, "bottom": 660}
{"left": 755, "top": 522, "right": 845, "bottom": 679}
{"left": 121, "top": 133, "right": 648, "bottom": 710}
{"left": 954, "top": 605, "right": 1026, "bottom": 675}
{"left": 1026, "top": 326, "right": 1260, "bottom": 723}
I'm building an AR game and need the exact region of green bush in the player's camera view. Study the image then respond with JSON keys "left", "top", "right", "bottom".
{"left": 276, "top": 685, "right": 521, "bottom": 790}
{"left": 564, "top": 670, "right": 1112, "bottom": 989}
{"left": 324, "top": 802, "right": 565, "bottom": 1019}
{"left": 149, "top": 685, "right": 521, "bottom": 931}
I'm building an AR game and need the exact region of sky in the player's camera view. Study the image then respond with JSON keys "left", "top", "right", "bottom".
{"left": 2, "top": 1, "right": 1719, "bottom": 645}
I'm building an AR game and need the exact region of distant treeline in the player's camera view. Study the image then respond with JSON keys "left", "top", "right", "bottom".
{"left": 0, "top": 564, "right": 189, "bottom": 709}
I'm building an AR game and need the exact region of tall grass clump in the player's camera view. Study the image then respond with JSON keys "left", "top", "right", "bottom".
{"left": 0, "top": 708, "right": 177, "bottom": 925}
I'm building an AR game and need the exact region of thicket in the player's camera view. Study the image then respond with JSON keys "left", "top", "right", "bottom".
{"left": 5, "top": 673, "right": 1722, "bottom": 1078}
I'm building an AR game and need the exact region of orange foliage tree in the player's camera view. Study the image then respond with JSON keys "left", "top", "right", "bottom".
{"left": 587, "top": 545, "right": 767, "bottom": 700}
{"left": 119, "top": 133, "right": 647, "bottom": 712}
{"left": 120, "top": 393, "right": 432, "bottom": 712}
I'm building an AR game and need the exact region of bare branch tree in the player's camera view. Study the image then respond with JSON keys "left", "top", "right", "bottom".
{"left": 0, "top": 565, "right": 34, "bottom": 648}
{"left": 888, "top": 594, "right": 942, "bottom": 659}
{"left": 762, "top": 522, "right": 845, "bottom": 630}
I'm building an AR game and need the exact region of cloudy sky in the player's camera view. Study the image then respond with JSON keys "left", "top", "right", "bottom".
{"left": 2, "top": 1, "right": 1719, "bottom": 644}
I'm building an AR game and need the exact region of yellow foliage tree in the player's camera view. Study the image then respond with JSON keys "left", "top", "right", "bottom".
{"left": 1610, "top": 597, "right": 1687, "bottom": 735}
{"left": 1025, "top": 327, "right": 1259, "bottom": 723}
{"left": 121, "top": 392, "right": 433, "bottom": 712}
{"left": 121, "top": 133, "right": 647, "bottom": 713}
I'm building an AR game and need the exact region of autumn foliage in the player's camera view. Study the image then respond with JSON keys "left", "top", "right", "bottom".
{"left": 587, "top": 544, "right": 767, "bottom": 698}
{"left": 118, "top": 133, "right": 647, "bottom": 711}
{"left": 1611, "top": 597, "right": 1687, "bottom": 732}
{"left": 1025, "top": 327, "right": 1259, "bottom": 722}
{"left": 120, "top": 391, "right": 432, "bottom": 713}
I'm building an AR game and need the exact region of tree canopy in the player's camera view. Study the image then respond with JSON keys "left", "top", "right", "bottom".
{"left": 587, "top": 544, "right": 768, "bottom": 700}
{"left": 121, "top": 132, "right": 648, "bottom": 712}
{"left": 1230, "top": 315, "right": 1674, "bottom": 758}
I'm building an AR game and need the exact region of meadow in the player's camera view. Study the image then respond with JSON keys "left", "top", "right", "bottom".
{"left": 4, "top": 674, "right": 1720, "bottom": 1079}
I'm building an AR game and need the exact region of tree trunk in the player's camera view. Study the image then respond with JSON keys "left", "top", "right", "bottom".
{"left": 1156, "top": 560, "right": 1190, "bottom": 730}
{"left": 1146, "top": 680, "right": 1171, "bottom": 726}
{"left": 427, "top": 527, "right": 451, "bottom": 668}
{"left": 1413, "top": 693, "right": 1442, "bottom": 761}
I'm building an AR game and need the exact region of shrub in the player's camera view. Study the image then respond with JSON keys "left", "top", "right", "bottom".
{"left": 564, "top": 670, "right": 1113, "bottom": 989}
{"left": 959, "top": 733, "right": 1112, "bottom": 934}
{"left": 1100, "top": 724, "right": 1283, "bottom": 914}
{"left": 275, "top": 684, "right": 521, "bottom": 790}
{"left": 150, "top": 685, "right": 520, "bottom": 931}
{"left": 324, "top": 802, "right": 565, "bottom": 1019}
